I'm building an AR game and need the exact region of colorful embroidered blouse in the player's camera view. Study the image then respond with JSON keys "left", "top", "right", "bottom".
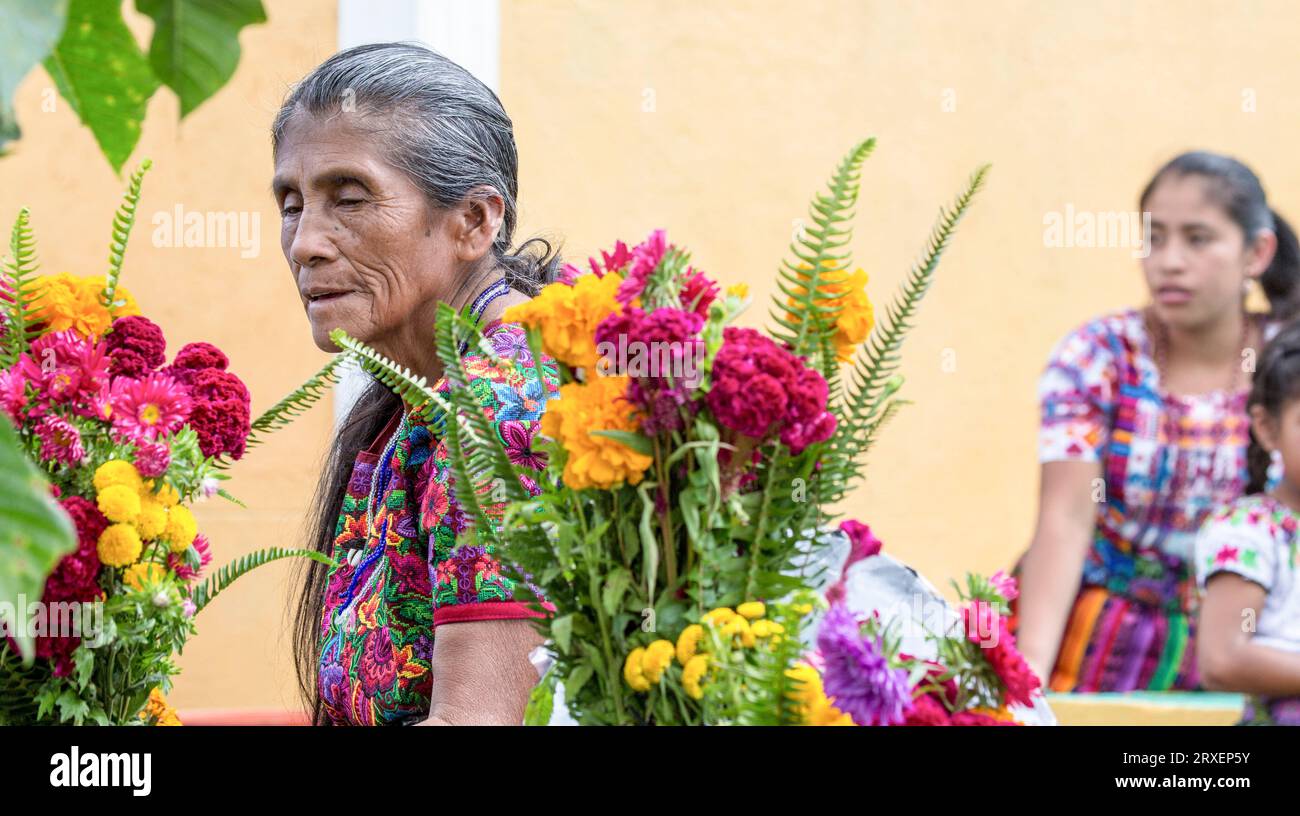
{"left": 1195, "top": 494, "right": 1300, "bottom": 724}
{"left": 316, "top": 321, "right": 559, "bottom": 726}
{"left": 1038, "top": 309, "right": 1275, "bottom": 614}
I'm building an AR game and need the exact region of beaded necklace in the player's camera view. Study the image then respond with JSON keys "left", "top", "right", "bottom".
{"left": 336, "top": 278, "right": 513, "bottom": 587}
{"left": 1143, "top": 305, "right": 1254, "bottom": 397}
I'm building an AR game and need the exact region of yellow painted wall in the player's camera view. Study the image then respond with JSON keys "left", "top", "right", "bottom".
{"left": 6, "top": 0, "right": 1300, "bottom": 712}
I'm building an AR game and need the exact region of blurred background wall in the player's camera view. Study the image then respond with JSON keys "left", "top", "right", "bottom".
{"left": 4, "top": 0, "right": 1299, "bottom": 711}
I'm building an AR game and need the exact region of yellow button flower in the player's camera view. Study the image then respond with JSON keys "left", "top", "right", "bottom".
{"left": 97, "top": 524, "right": 143, "bottom": 567}
{"left": 623, "top": 647, "right": 651, "bottom": 693}
{"left": 642, "top": 640, "right": 676, "bottom": 683}
{"left": 682, "top": 654, "right": 709, "bottom": 700}
{"left": 736, "top": 601, "right": 765, "bottom": 620}
{"left": 97, "top": 484, "right": 141, "bottom": 524}
{"left": 135, "top": 499, "right": 168, "bottom": 540}
{"left": 702, "top": 607, "right": 736, "bottom": 626}
{"left": 163, "top": 505, "right": 198, "bottom": 553}
{"left": 94, "top": 460, "right": 142, "bottom": 494}
{"left": 123, "top": 562, "right": 166, "bottom": 591}
{"left": 676, "top": 624, "right": 704, "bottom": 665}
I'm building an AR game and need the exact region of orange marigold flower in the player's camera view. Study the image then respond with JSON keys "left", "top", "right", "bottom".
{"left": 29, "top": 273, "right": 140, "bottom": 339}
{"left": 784, "top": 262, "right": 874, "bottom": 363}
{"left": 540, "top": 376, "right": 652, "bottom": 489}
{"left": 503, "top": 273, "right": 623, "bottom": 369}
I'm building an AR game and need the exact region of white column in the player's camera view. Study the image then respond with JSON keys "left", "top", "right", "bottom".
{"left": 331, "top": 0, "right": 501, "bottom": 426}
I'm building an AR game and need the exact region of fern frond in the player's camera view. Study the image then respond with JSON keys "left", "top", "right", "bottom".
{"left": 0, "top": 642, "right": 46, "bottom": 725}
{"left": 1, "top": 208, "right": 43, "bottom": 367}
{"left": 769, "top": 138, "right": 876, "bottom": 383}
{"left": 836, "top": 165, "right": 988, "bottom": 455}
{"left": 101, "top": 159, "right": 152, "bottom": 317}
{"left": 216, "top": 352, "right": 352, "bottom": 467}
{"left": 190, "top": 546, "right": 333, "bottom": 614}
{"left": 329, "top": 329, "right": 449, "bottom": 424}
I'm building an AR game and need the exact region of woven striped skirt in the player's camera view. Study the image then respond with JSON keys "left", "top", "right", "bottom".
{"left": 1040, "top": 585, "right": 1201, "bottom": 692}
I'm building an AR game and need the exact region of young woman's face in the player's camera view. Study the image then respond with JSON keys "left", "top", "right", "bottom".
{"left": 1141, "top": 174, "right": 1271, "bottom": 331}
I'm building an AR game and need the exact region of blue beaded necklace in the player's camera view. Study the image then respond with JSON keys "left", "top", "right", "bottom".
{"left": 335, "top": 277, "right": 513, "bottom": 619}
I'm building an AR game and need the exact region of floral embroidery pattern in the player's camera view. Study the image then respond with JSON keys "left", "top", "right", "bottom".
{"left": 316, "top": 322, "right": 559, "bottom": 725}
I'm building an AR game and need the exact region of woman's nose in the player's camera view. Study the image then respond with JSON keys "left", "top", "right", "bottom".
{"left": 288, "top": 206, "right": 339, "bottom": 269}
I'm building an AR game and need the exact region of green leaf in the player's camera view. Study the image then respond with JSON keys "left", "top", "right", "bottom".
{"left": 552, "top": 614, "right": 574, "bottom": 655}
{"left": 0, "top": 416, "right": 77, "bottom": 663}
{"left": 564, "top": 663, "right": 594, "bottom": 702}
{"left": 523, "top": 669, "right": 555, "bottom": 726}
{"left": 135, "top": 0, "right": 267, "bottom": 119}
{"left": 43, "top": 0, "right": 160, "bottom": 174}
{"left": 0, "top": 0, "right": 69, "bottom": 151}
{"left": 588, "top": 429, "right": 653, "bottom": 456}
{"left": 190, "top": 546, "right": 332, "bottom": 614}
{"left": 56, "top": 688, "right": 89, "bottom": 724}
{"left": 601, "top": 568, "right": 632, "bottom": 617}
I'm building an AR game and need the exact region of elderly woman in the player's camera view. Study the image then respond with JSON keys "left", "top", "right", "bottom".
{"left": 275, "top": 43, "right": 561, "bottom": 725}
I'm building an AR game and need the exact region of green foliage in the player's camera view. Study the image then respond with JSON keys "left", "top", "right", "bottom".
{"left": 1, "top": 207, "right": 43, "bottom": 367}
{"left": 42, "top": 0, "right": 160, "bottom": 174}
{"left": 102, "top": 159, "right": 152, "bottom": 314}
{"left": 4, "top": 0, "right": 266, "bottom": 172}
{"left": 190, "top": 546, "right": 332, "bottom": 614}
{"left": 702, "top": 592, "right": 818, "bottom": 725}
{"left": 0, "top": 416, "right": 77, "bottom": 664}
{"left": 135, "top": 0, "right": 268, "bottom": 118}
{"left": 0, "top": 0, "right": 68, "bottom": 150}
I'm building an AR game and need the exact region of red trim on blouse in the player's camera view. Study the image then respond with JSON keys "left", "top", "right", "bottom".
{"left": 433, "top": 600, "right": 556, "bottom": 627}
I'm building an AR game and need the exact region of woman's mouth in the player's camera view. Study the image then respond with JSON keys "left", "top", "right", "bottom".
{"left": 305, "top": 290, "right": 356, "bottom": 314}
{"left": 1155, "top": 285, "right": 1193, "bottom": 305}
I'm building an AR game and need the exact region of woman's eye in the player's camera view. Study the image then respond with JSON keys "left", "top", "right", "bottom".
{"left": 338, "top": 198, "right": 364, "bottom": 207}
{"left": 280, "top": 204, "right": 301, "bottom": 217}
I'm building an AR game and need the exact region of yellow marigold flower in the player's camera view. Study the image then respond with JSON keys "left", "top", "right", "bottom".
{"left": 736, "top": 601, "right": 765, "bottom": 620}
{"left": 725, "top": 283, "right": 749, "bottom": 298}
{"left": 642, "top": 640, "right": 676, "bottom": 683}
{"left": 163, "top": 505, "right": 198, "bottom": 553}
{"left": 682, "top": 654, "right": 709, "bottom": 700}
{"left": 134, "top": 499, "right": 168, "bottom": 540}
{"left": 793, "top": 602, "right": 814, "bottom": 615}
{"left": 808, "top": 700, "right": 855, "bottom": 726}
{"left": 503, "top": 273, "right": 623, "bottom": 369}
{"left": 123, "top": 562, "right": 166, "bottom": 591}
{"left": 97, "top": 524, "right": 143, "bottom": 567}
{"left": 785, "top": 663, "right": 853, "bottom": 725}
{"left": 702, "top": 607, "right": 736, "bottom": 626}
{"left": 151, "top": 481, "right": 181, "bottom": 508}
{"left": 540, "top": 376, "right": 652, "bottom": 490}
{"left": 29, "top": 273, "right": 139, "bottom": 339}
{"left": 784, "top": 263, "right": 874, "bottom": 363}
{"left": 139, "top": 688, "right": 183, "bottom": 726}
{"left": 972, "top": 706, "right": 1017, "bottom": 722}
{"left": 751, "top": 619, "right": 784, "bottom": 638}
{"left": 676, "top": 624, "right": 704, "bottom": 665}
{"left": 623, "top": 647, "right": 651, "bottom": 693}
{"left": 97, "top": 484, "right": 141, "bottom": 523}
{"left": 94, "top": 459, "right": 142, "bottom": 494}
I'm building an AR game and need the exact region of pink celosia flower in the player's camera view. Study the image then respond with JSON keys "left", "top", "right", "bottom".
{"left": 615, "top": 230, "right": 670, "bottom": 306}
{"left": 34, "top": 415, "right": 85, "bottom": 466}
{"left": 109, "top": 372, "right": 191, "bottom": 443}
{"left": 989, "top": 570, "right": 1019, "bottom": 603}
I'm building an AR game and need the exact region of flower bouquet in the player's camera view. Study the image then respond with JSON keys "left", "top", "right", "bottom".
{"left": 333, "top": 139, "right": 1029, "bottom": 725}
{"left": 0, "top": 162, "right": 340, "bottom": 724}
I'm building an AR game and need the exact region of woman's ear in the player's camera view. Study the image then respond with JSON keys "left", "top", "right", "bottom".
{"left": 1246, "top": 228, "right": 1279, "bottom": 279}
{"left": 449, "top": 186, "right": 505, "bottom": 263}
{"left": 1250, "top": 403, "right": 1278, "bottom": 452}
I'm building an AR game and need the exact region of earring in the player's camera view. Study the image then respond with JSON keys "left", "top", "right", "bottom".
{"left": 1267, "top": 449, "right": 1284, "bottom": 487}
{"left": 1244, "top": 277, "right": 1271, "bottom": 314}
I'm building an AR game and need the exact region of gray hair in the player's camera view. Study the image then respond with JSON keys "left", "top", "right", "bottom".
{"left": 272, "top": 41, "right": 559, "bottom": 295}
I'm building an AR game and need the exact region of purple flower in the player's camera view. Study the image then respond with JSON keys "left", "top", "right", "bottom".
{"left": 816, "top": 603, "right": 911, "bottom": 726}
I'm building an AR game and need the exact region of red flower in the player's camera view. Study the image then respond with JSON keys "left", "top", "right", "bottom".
{"left": 903, "top": 693, "right": 952, "bottom": 726}
{"left": 104, "top": 315, "right": 166, "bottom": 377}
{"left": 963, "top": 602, "right": 1041, "bottom": 707}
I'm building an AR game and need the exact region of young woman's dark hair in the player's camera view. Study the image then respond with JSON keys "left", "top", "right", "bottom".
{"left": 1140, "top": 151, "right": 1300, "bottom": 321}
{"left": 1245, "top": 320, "right": 1300, "bottom": 493}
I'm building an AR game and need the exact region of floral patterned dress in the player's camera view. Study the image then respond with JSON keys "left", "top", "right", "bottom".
{"left": 1014, "top": 308, "right": 1275, "bottom": 693}
{"left": 1195, "top": 494, "right": 1300, "bottom": 725}
{"left": 316, "top": 320, "right": 559, "bottom": 725}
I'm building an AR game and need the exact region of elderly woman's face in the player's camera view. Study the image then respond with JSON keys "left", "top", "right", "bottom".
{"left": 273, "top": 112, "right": 455, "bottom": 352}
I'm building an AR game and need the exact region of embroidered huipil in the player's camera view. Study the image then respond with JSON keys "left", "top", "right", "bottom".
{"left": 316, "top": 321, "right": 559, "bottom": 725}
{"left": 1195, "top": 494, "right": 1300, "bottom": 725}
{"left": 1019, "top": 308, "right": 1274, "bottom": 692}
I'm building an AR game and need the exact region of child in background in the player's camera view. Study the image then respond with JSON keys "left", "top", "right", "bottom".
{"left": 1195, "top": 320, "right": 1300, "bottom": 724}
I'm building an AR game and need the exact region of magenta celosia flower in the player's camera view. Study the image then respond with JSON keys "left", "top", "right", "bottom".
{"left": 594, "top": 306, "right": 706, "bottom": 434}
{"left": 34, "top": 415, "right": 85, "bottom": 466}
{"left": 168, "top": 533, "right": 212, "bottom": 583}
{"left": 17, "top": 330, "right": 110, "bottom": 413}
{"left": 679, "top": 270, "right": 720, "bottom": 317}
{"left": 104, "top": 315, "right": 167, "bottom": 378}
{"left": 587, "top": 239, "right": 633, "bottom": 278}
{"left": 135, "top": 440, "right": 171, "bottom": 478}
{"left": 109, "top": 372, "right": 191, "bottom": 443}
{"left": 705, "top": 327, "right": 836, "bottom": 454}
{"left": 963, "top": 602, "right": 1040, "bottom": 707}
{"left": 817, "top": 603, "right": 912, "bottom": 726}
{"left": 989, "top": 570, "right": 1019, "bottom": 603}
